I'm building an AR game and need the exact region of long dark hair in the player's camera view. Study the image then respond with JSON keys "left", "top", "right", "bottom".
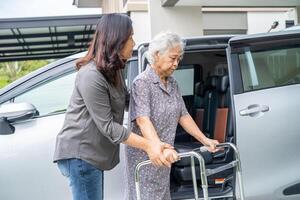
{"left": 76, "top": 13, "right": 132, "bottom": 86}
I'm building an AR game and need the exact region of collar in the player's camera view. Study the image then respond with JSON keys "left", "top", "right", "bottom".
{"left": 146, "top": 65, "right": 160, "bottom": 84}
{"left": 146, "top": 65, "right": 176, "bottom": 94}
{"left": 146, "top": 65, "right": 175, "bottom": 84}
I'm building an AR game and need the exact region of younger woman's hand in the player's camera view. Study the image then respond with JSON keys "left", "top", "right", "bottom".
{"left": 145, "top": 141, "right": 173, "bottom": 167}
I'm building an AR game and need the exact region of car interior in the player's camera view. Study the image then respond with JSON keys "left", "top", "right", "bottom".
{"left": 137, "top": 39, "right": 300, "bottom": 199}
{"left": 169, "top": 49, "right": 235, "bottom": 199}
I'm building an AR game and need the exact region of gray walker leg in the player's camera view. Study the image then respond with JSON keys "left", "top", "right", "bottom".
{"left": 215, "top": 143, "right": 245, "bottom": 200}
{"left": 135, "top": 151, "right": 208, "bottom": 200}
{"left": 134, "top": 142, "right": 245, "bottom": 200}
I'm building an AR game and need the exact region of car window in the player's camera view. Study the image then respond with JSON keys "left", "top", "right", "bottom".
{"left": 173, "top": 65, "right": 194, "bottom": 96}
{"left": 238, "top": 45, "right": 300, "bottom": 92}
{"left": 14, "top": 72, "right": 76, "bottom": 116}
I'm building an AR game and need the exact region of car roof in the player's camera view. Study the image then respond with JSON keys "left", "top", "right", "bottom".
{"left": 185, "top": 35, "right": 234, "bottom": 44}
{"left": 284, "top": 25, "right": 300, "bottom": 31}
{"left": 67, "top": 51, "right": 88, "bottom": 59}
{"left": 229, "top": 28, "right": 300, "bottom": 46}
{"left": 137, "top": 35, "right": 234, "bottom": 48}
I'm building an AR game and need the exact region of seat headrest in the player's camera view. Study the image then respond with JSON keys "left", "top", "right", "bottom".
{"left": 205, "top": 76, "right": 218, "bottom": 90}
{"left": 214, "top": 63, "right": 228, "bottom": 76}
{"left": 195, "top": 82, "right": 205, "bottom": 97}
{"left": 217, "top": 75, "right": 229, "bottom": 93}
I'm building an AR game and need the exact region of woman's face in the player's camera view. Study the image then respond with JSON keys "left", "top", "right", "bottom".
{"left": 154, "top": 45, "right": 182, "bottom": 78}
{"left": 120, "top": 32, "right": 135, "bottom": 60}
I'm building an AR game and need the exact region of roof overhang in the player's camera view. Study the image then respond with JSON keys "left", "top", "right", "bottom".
{"left": 73, "top": 0, "right": 102, "bottom": 8}
{"left": 162, "top": 0, "right": 300, "bottom": 7}
{"left": 0, "top": 15, "right": 101, "bottom": 62}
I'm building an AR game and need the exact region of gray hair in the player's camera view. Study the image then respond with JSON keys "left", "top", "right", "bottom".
{"left": 146, "top": 32, "right": 185, "bottom": 65}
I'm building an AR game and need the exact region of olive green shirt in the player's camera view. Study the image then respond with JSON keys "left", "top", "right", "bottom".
{"left": 53, "top": 61, "right": 130, "bottom": 170}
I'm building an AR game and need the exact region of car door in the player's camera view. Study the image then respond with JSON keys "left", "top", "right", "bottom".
{"left": 0, "top": 64, "right": 76, "bottom": 200}
{"left": 227, "top": 30, "right": 300, "bottom": 200}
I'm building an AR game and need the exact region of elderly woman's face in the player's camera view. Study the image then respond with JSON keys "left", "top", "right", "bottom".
{"left": 154, "top": 45, "right": 182, "bottom": 78}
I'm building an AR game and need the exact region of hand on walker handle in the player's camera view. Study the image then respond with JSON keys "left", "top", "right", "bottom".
{"left": 145, "top": 140, "right": 173, "bottom": 168}
{"left": 163, "top": 149, "right": 180, "bottom": 163}
{"left": 202, "top": 137, "right": 220, "bottom": 153}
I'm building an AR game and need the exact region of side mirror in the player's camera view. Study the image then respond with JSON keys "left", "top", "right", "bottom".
{"left": 0, "top": 102, "right": 37, "bottom": 135}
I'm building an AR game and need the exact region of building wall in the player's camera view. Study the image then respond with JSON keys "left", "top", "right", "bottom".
{"left": 148, "top": 1, "right": 203, "bottom": 38}
{"left": 296, "top": 6, "right": 300, "bottom": 24}
{"left": 81, "top": 0, "right": 300, "bottom": 41}
{"left": 102, "top": 0, "right": 123, "bottom": 13}
{"left": 202, "top": 12, "right": 248, "bottom": 35}
{"left": 130, "top": 11, "right": 151, "bottom": 45}
{"left": 73, "top": 0, "right": 102, "bottom": 8}
{"left": 247, "top": 9, "right": 297, "bottom": 34}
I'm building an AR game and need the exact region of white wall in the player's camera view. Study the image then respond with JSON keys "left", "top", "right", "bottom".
{"left": 148, "top": 0, "right": 203, "bottom": 38}
{"left": 203, "top": 12, "right": 247, "bottom": 30}
{"left": 247, "top": 10, "right": 297, "bottom": 34}
{"left": 202, "top": 12, "right": 247, "bottom": 35}
{"left": 130, "top": 2, "right": 298, "bottom": 41}
{"left": 296, "top": 6, "right": 300, "bottom": 24}
{"left": 130, "top": 11, "right": 151, "bottom": 45}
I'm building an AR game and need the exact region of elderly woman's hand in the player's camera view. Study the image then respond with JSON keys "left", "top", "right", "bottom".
{"left": 145, "top": 140, "right": 174, "bottom": 168}
{"left": 163, "top": 149, "right": 180, "bottom": 164}
{"left": 201, "top": 137, "right": 220, "bottom": 153}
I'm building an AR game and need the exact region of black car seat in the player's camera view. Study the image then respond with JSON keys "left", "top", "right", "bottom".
{"left": 172, "top": 75, "right": 233, "bottom": 184}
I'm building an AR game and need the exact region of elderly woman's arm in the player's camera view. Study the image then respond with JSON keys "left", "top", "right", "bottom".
{"left": 136, "top": 116, "right": 160, "bottom": 142}
{"left": 131, "top": 79, "right": 173, "bottom": 167}
{"left": 179, "top": 114, "right": 219, "bottom": 152}
{"left": 123, "top": 131, "right": 173, "bottom": 167}
{"left": 136, "top": 116, "right": 173, "bottom": 167}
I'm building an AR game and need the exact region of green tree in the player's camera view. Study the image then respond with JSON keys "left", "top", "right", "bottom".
{"left": 0, "top": 60, "right": 50, "bottom": 89}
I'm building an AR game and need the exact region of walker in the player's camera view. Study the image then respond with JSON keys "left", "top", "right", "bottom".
{"left": 134, "top": 142, "right": 245, "bottom": 200}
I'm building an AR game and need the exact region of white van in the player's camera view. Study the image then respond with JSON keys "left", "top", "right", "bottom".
{"left": 0, "top": 29, "right": 300, "bottom": 200}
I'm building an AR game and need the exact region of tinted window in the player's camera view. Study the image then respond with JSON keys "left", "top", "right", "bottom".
{"left": 239, "top": 46, "right": 300, "bottom": 92}
{"left": 126, "top": 59, "right": 138, "bottom": 89}
{"left": 14, "top": 72, "right": 76, "bottom": 116}
{"left": 173, "top": 66, "right": 194, "bottom": 96}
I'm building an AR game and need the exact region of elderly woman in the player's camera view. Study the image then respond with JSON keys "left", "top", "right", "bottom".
{"left": 124, "top": 32, "right": 219, "bottom": 200}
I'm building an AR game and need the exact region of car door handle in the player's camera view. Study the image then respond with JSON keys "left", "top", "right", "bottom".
{"left": 239, "top": 104, "right": 269, "bottom": 116}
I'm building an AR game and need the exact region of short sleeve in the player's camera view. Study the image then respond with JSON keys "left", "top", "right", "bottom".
{"left": 176, "top": 83, "right": 189, "bottom": 117}
{"left": 179, "top": 96, "right": 189, "bottom": 117}
{"left": 130, "top": 79, "right": 151, "bottom": 121}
